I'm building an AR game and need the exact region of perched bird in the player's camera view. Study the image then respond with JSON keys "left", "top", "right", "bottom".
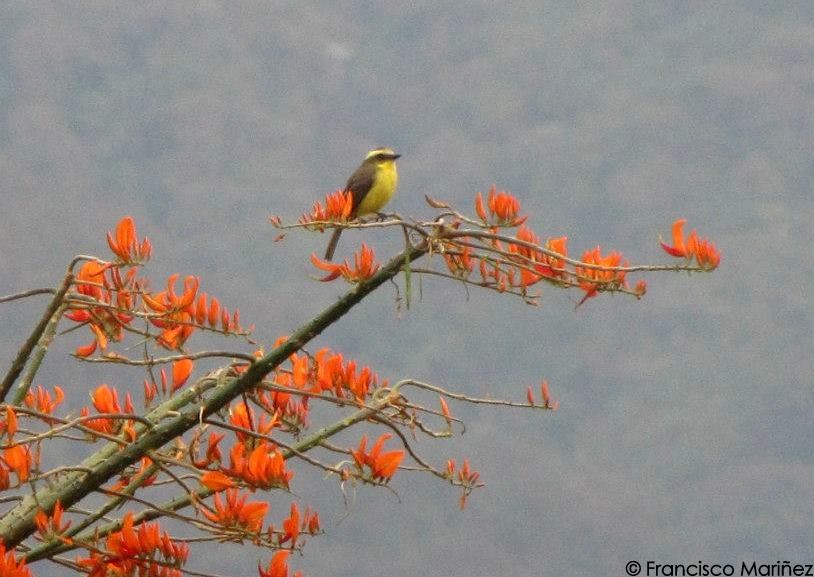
{"left": 324, "top": 147, "right": 401, "bottom": 260}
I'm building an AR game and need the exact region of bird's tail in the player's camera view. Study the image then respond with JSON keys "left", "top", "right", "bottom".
{"left": 324, "top": 229, "right": 343, "bottom": 261}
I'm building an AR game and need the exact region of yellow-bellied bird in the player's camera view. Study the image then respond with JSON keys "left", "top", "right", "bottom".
{"left": 324, "top": 147, "right": 401, "bottom": 260}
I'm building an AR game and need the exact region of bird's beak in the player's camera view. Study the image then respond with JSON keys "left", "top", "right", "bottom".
{"left": 392, "top": 154, "right": 402, "bottom": 160}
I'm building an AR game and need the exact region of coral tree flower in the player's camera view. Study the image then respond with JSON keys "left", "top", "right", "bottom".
{"left": 575, "top": 246, "right": 628, "bottom": 305}
{"left": 201, "top": 488, "right": 268, "bottom": 534}
{"left": 0, "top": 543, "right": 31, "bottom": 577}
{"left": 106, "top": 216, "right": 152, "bottom": 264}
{"left": 222, "top": 441, "right": 293, "bottom": 490}
{"left": 35, "top": 500, "right": 72, "bottom": 543}
{"left": 311, "top": 243, "right": 380, "bottom": 283}
{"left": 259, "top": 550, "right": 303, "bottom": 577}
{"left": 351, "top": 434, "right": 404, "bottom": 482}
{"left": 660, "top": 219, "right": 720, "bottom": 270}
{"left": 67, "top": 261, "right": 136, "bottom": 356}
{"left": 143, "top": 275, "right": 243, "bottom": 350}
{"left": 299, "top": 189, "right": 353, "bottom": 229}
{"left": 507, "top": 225, "right": 569, "bottom": 287}
{"left": 76, "top": 512, "right": 188, "bottom": 577}
{"left": 475, "top": 185, "right": 528, "bottom": 228}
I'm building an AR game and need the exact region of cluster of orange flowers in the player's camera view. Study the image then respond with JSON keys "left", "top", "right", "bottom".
{"left": 79, "top": 384, "right": 135, "bottom": 438}
{"left": 106, "top": 216, "right": 152, "bottom": 264}
{"left": 437, "top": 190, "right": 573, "bottom": 294}
{"left": 200, "top": 487, "right": 269, "bottom": 534}
{"left": 142, "top": 274, "right": 242, "bottom": 350}
{"left": 75, "top": 512, "right": 188, "bottom": 577}
{"left": 435, "top": 192, "right": 720, "bottom": 306}
{"left": 307, "top": 348, "right": 383, "bottom": 400}
{"left": 259, "top": 550, "right": 303, "bottom": 577}
{"left": 23, "top": 385, "right": 64, "bottom": 424}
{"left": 201, "top": 440, "right": 293, "bottom": 492}
{"left": 350, "top": 434, "right": 404, "bottom": 483}
{"left": 0, "top": 543, "right": 31, "bottom": 577}
{"left": 298, "top": 189, "right": 353, "bottom": 228}
{"left": 574, "top": 246, "right": 630, "bottom": 304}
{"left": 475, "top": 185, "right": 528, "bottom": 228}
{"left": 248, "top": 343, "right": 386, "bottom": 429}
{"left": 34, "top": 501, "right": 71, "bottom": 544}
{"left": 67, "top": 261, "right": 137, "bottom": 357}
{"left": 66, "top": 217, "right": 243, "bottom": 358}
{"left": 661, "top": 219, "right": 721, "bottom": 269}
{"left": 311, "top": 243, "right": 380, "bottom": 283}
{"left": 277, "top": 502, "right": 320, "bottom": 548}
{"left": 506, "top": 225, "right": 569, "bottom": 288}
{"left": 0, "top": 407, "right": 37, "bottom": 491}
{"left": 193, "top": 408, "right": 320, "bottom": 552}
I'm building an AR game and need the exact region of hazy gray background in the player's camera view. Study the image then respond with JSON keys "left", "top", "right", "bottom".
{"left": 1, "top": 2, "right": 812, "bottom": 576}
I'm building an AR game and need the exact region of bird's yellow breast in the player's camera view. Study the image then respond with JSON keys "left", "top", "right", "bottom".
{"left": 356, "top": 160, "right": 398, "bottom": 216}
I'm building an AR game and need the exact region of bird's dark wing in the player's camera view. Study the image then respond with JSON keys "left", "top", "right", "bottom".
{"left": 345, "top": 161, "right": 376, "bottom": 215}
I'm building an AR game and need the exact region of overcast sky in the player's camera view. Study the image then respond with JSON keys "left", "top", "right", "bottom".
{"left": 1, "top": 2, "right": 812, "bottom": 576}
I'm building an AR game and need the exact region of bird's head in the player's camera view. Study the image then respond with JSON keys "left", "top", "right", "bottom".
{"left": 365, "top": 147, "right": 401, "bottom": 165}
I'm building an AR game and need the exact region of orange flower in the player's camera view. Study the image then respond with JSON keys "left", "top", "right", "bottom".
{"left": 142, "top": 274, "right": 199, "bottom": 349}
{"left": 3, "top": 444, "right": 32, "bottom": 484}
{"left": 311, "top": 348, "right": 381, "bottom": 400}
{"left": 575, "top": 246, "right": 628, "bottom": 305}
{"left": 24, "top": 385, "right": 65, "bottom": 422}
{"left": 67, "top": 261, "right": 135, "bottom": 355}
{"left": 259, "top": 550, "right": 303, "bottom": 577}
{"left": 351, "top": 434, "right": 404, "bottom": 482}
{"left": 0, "top": 543, "right": 31, "bottom": 577}
{"left": 660, "top": 219, "right": 721, "bottom": 270}
{"left": 507, "top": 225, "right": 566, "bottom": 287}
{"left": 443, "top": 240, "right": 474, "bottom": 278}
{"left": 3, "top": 406, "right": 18, "bottom": 439}
{"left": 299, "top": 189, "right": 353, "bottom": 228}
{"left": 660, "top": 219, "right": 688, "bottom": 258}
{"left": 76, "top": 512, "right": 188, "bottom": 577}
{"left": 280, "top": 502, "right": 300, "bottom": 547}
{"left": 143, "top": 275, "right": 242, "bottom": 350}
{"left": 81, "top": 384, "right": 133, "bottom": 435}
{"left": 311, "top": 242, "right": 380, "bottom": 283}
{"left": 475, "top": 185, "right": 528, "bottom": 227}
{"left": 224, "top": 440, "right": 293, "bottom": 490}
{"left": 304, "top": 505, "right": 321, "bottom": 535}
{"left": 538, "top": 236, "right": 568, "bottom": 279}
{"left": 229, "top": 402, "right": 279, "bottom": 443}
{"left": 171, "top": 358, "right": 194, "bottom": 391}
{"left": 35, "top": 500, "right": 72, "bottom": 543}
{"left": 201, "top": 488, "right": 268, "bottom": 534}
{"left": 106, "top": 216, "right": 152, "bottom": 264}
{"left": 201, "top": 470, "right": 236, "bottom": 491}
